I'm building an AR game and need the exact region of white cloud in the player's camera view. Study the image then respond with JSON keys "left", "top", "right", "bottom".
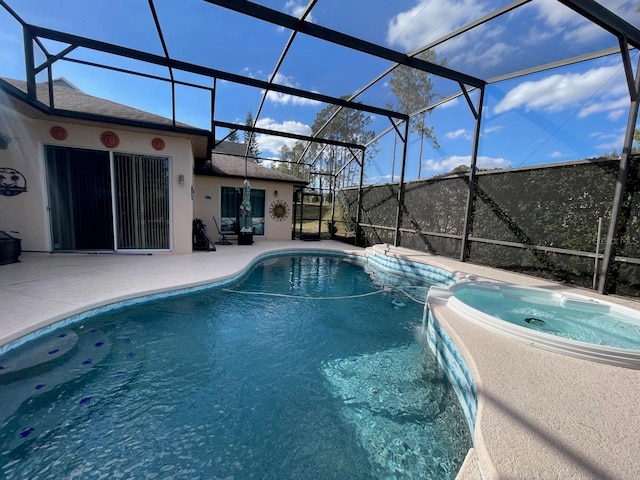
{"left": 266, "top": 90, "right": 320, "bottom": 106}
{"left": 445, "top": 128, "right": 471, "bottom": 140}
{"left": 520, "top": 26, "right": 555, "bottom": 46}
{"left": 529, "top": 0, "right": 580, "bottom": 29}
{"left": 595, "top": 135, "right": 626, "bottom": 152}
{"left": 386, "top": 0, "right": 487, "bottom": 52}
{"left": 463, "top": 41, "right": 514, "bottom": 70}
{"left": 367, "top": 174, "right": 394, "bottom": 184}
{"left": 437, "top": 97, "right": 460, "bottom": 109}
{"left": 285, "top": 1, "right": 314, "bottom": 22}
{"left": 241, "top": 67, "right": 261, "bottom": 79}
{"left": 578, "top": 96, "right": 629, "bottom": 119}
{"left": 493, "top": 66, "right": 622, "bottom": 115}
{"left": 254, "top": 117, "right": 311, "bottom": 156}
{"left": 265, "top": 72, "right": 321, "bottom": 106}
{"left": 606, "top": 109, "right": 627, "bottom": 121}
{"left": 550, "top": 151, "right": 563, "bottom": 158}
{"left": 482, "top": 125, "right": 503, "bottom": 135}
{"left": 423, "top": 155, "right": 510, "bottom": 174}
{"left": 529, "top": 0, "right": 616, "bottom": 43}
{"left": 590, "top": 128, "right": 625, "bottom": 141}
{"left": 385, "top": 0, "right": 521, "bottom": 75}
{"left": 591, "top": 126, "right": 627, "bottom": 152}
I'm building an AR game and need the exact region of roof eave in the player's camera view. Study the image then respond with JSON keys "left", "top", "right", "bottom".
{"left": 195, "top": 171, "right": 308, "bottom": 186}
{"left": 0, "top": 78, "right": 210, "bottom": 139}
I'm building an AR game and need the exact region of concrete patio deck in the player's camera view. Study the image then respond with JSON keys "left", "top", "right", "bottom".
{"left": 1, "top": 240, "right": 639, "bottom": 480}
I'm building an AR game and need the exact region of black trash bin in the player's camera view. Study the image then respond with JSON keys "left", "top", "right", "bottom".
{"left": 238, "top": 231, "right": 253, "bottom": 245}
{"left": 0, "top": 231, "right": 21, "bottom": 264}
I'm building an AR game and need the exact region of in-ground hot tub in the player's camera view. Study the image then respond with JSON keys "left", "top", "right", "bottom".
{"left": 428, "top": 281, "right": 640, "bottom": 369}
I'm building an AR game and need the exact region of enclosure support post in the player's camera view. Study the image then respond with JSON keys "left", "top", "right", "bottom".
{"left": 394, "top": 120, "right": 410, "bottom": 247}
{"left": 208, "top": 78, "right": 217, "bottom": 156}
{"left": 598, "top": 51, "right": 640, "bottom": 294}
{"left": 330, "top": 172, "right": 337, "bottom": 240}
{"left": 355, "top": 149, "right": 365, "bottom": 246}
{"left": 23, "top": 26, "right": 36, "bottom": 101}
{"left": 460, "top": 85, "right": 485, "bottom": 262}
{"left": 318, "top": 168, "right": 324, "bottom": 238}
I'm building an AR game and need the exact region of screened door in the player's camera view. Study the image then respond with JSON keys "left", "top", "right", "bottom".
{"left": 46, "top": 146, "right": 114, "bottom": 251}
{"left": 114, "top": 153, "right": 170, "bottom": 250}
{"left": 46, "top": 147, "right": 171, "bottom": 251}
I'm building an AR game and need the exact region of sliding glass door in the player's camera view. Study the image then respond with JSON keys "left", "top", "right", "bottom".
{"left": 114, "top": 153, "right": 170, "bottom": 250}
{"left": 46, "top": 146, "right": 114, "bottom": 251}
{"left": 220, "top": 186, "right": 266, "bottom": 235}
{"left": 46, "top": 146, "right": 171, "bottom": 252}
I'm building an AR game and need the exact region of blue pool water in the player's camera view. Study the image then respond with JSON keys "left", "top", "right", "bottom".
{"left": 0, "top": 255, "right": 470, "bottom": 479}
{"left": 454, "top": 285, "right": 640, "bottom": 350}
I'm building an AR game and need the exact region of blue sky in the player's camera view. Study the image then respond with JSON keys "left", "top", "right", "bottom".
{"left": 1, "top": 0, "right": 639, "bottom": 182}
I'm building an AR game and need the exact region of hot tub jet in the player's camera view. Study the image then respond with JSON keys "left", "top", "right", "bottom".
{"left": 524, "top": 317, "right": 546, "bottom": 326}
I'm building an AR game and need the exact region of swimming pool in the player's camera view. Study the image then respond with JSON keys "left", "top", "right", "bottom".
{"left": 0, "top": 255, "right": 471, "bottom": 479}
{"left": 428, "top": 281, "right": 640, "bottom": 369}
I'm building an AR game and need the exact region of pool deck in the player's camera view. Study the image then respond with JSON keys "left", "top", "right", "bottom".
{"left": 1, "top": 240, "right": 639, "bottom": 480}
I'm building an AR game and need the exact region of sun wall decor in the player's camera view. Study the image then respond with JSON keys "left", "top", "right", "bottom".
{"left": 269, "top": 200, "right": 289, "bottom": 221}
{"left": 100, "top": 131, "right": 120, "bottom": 149}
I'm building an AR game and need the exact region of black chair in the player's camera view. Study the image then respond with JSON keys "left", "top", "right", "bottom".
{"left": 212, "top": 216, "right": 232, "bottom": 245}
{"left": 192, "top": 218, "right": 216, "bottom": 251}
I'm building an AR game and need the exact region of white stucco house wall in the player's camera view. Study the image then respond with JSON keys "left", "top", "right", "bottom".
{"left": 0, "top": 78, "right": 305, "bottom": 255}
{"left": 193, "top": 141, "right": 306, "bottom": 244}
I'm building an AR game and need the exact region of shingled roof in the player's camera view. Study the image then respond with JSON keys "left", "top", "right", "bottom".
{"left": 1, "top": 77, "right": 212, "bottom": 157}
{"left": 1, "top": 77, "right": 206, "bottom": 132}
{"left": 195, "top": 141, "right": 307, "bottom": 186}
{"left": 2, "top": 78, "right": 305, "bottom": 186}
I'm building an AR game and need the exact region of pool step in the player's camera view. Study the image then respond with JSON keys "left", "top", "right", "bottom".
{"left": 0, "top": 331, "right": 78, "bottom": 380}
{"left": 0, "top": 328, "right": 111, "bottom": 426}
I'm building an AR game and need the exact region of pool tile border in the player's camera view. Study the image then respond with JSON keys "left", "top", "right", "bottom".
{"left": 0, "top": 249, "right": 363, "bottom": 357}
{"left": 1, "top": 246, "right": 480, "bottom": 479}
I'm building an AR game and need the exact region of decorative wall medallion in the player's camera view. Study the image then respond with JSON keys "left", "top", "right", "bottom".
{"left": 100, "top": 131, "right": 120, "bottom": 149}
{"left": 0, "top": 168, "right": 27, "bottom": 196}
{"left": 151, "top": 137, "right": 165, "bottom": 151}
{"left": 50, "top": 126, "right": 68, "bottom": 141}
{"left": 269, "top": 200, "right": 289, "bottom": 221}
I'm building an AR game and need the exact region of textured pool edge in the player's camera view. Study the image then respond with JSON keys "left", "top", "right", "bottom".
{"left": 5, "top": 244, "right": 640, "bottom": 479}
{"left": 360, "top": 246, "right": 484, "bottom": 479}
{"left": 1, "top": 244, "right": 481, "bottom": 479}
{"left": 361, "top": 249, "right": 477, "bottom": 420}
{"left": 365, "top": 244, "right": 461, "bottom": 286}
{"left": 0, "top": 248, "right": 365, "bottom": 356}
{"left": 429, "top": 281, "right": 640, "bottom": 370}
{"left": 335, "top": 245, "right": 640, "bottom": 479}
{"left": 3, "top": 246, "right": 457, "bottom": 356}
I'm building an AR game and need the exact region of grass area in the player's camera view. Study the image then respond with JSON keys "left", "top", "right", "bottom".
{"left": 293, "top": 203, "right": 352, "bottom": 236}
{"left": 294, "top": 204, "right": 332, "bottom": 233}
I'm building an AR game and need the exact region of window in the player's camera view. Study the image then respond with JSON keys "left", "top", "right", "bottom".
{"left": 221, "top": 186, "right": 265, "bottom": 235}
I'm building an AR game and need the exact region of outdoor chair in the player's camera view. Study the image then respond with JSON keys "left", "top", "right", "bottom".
{"left": 192, "top": 218, "right": 216, "bottom": 251}
{"left": 212, "top": 216, "right": 232, "bottom": 245}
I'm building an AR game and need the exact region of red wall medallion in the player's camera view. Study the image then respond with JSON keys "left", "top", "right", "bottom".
{"left": 100, "top": 131, "right": 120, "bottom": 149}
{"left": 151, "top": 137, "right": 165, "bottom": 151}
{"left": 50, "top": 126, "right": 68, "bottom": 141}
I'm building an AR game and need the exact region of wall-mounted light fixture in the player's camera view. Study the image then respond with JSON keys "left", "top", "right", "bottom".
{"left": 178, "top": 174, "right": 185, "bottom": 185}
{"left": 274, "top": 190, "right": 278, "bottom": 197}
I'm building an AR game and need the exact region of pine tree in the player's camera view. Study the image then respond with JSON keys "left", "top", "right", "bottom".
{"left": 310, "top": 97, "right": 377, "bottom": 189}
{"left": 390, "top": 50, "right": 442, "bottom": 178}
{"left": 243, "top": 111, "right": 261, "bottom": 163}
{"left": 227, "top": 129, "right": 239, "bottom": 143}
